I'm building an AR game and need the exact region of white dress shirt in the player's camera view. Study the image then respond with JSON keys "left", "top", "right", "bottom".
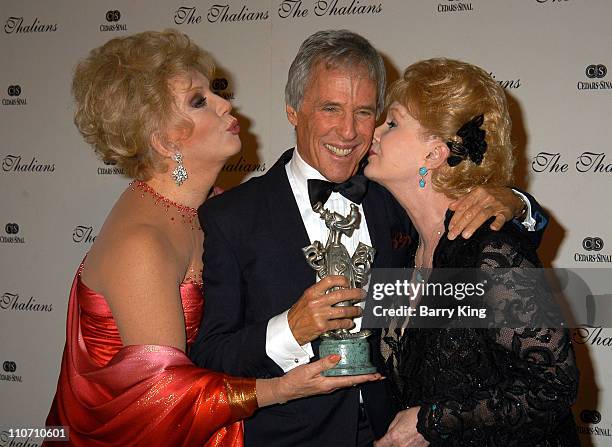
{"left": 266, "top": 149, "right": 372, "bottom": 372}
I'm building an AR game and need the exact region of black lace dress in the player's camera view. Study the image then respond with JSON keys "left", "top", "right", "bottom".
{"left": 382, "top": 212, "right": 580, "bottom": 446}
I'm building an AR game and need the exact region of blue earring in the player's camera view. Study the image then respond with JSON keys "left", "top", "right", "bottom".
{"left": 418, "top": 167, "right": 428, "bottom": 188}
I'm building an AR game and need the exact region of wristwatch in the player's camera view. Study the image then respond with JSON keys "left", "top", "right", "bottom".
{"left": 513, "top": 191, "right": 529, "bottom": 220}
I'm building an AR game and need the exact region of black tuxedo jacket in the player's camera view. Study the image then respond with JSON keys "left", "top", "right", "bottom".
{"left": 191, "top": 149, "right": 416, "bottom": 446}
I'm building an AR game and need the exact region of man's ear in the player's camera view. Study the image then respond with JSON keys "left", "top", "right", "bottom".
{"left": 286, "top": 104, "right": 298, "bottom": 127}
{"left": 425, "top": 141, "right": 450, "bottom": 170}
{"left": 150, "top": 131, "right": 177, "bottom": 159}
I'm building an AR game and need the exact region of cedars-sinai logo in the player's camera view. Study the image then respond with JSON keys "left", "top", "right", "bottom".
{"left": 0, "top": 360, "right": 22, "bottom": 383}
{"left": 580, "top": 409, "right": 602, "bottom": 425}
{"left": 3, "top": 85, "right": 27, "bottom": 106}
{"left": 575, "top": 237, "right": 611, "bottom": 264}
{"left": 437, "top": 0, "right": 474, "bottom": 13}
{"left": 2, "top": 154, "right": 54, "bottom": 173}
{"left": 3, "top": 361, "right": 16, "bottom": 373}
{"left": 97, "top": 159, "right": 124, "bottom": 175}
{"left": 73, "top": 225, "right": 97, "bottom": 243}
{"left": 583, "top": 237, "right": 604, "bottom": 252}
{"left": 174, "top": 5, "right": 268, "bottom": 25}
{"left": 5, "top": 223, "right": 19, "bottom": 235}
{"left": 100, "top": 10, "right": 127, "bottom": 32}
{"left": 1, "top": 292, "right": 53, "bottom": 312}
{"left": 1, "top": 223, "right": 25, "bottom": 244}
{"left": 577, "top": 64, "right": 611, "bottom": 91}
{"left": 4, "top": 16, "right": 57, "bottom": 34}
{"left": 575, "top": 406, "right": 611, "bottom": 437}
{"left": 278, "top": 0, "right": 382, "bottom": 18}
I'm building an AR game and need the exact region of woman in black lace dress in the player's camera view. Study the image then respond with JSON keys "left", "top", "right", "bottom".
{"left": 365, "top": 58, "right": 579, "bottom": 446}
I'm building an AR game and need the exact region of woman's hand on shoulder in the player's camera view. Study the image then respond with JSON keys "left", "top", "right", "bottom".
{"left": 448, "top": 186, "right": 521, "bottom": 240}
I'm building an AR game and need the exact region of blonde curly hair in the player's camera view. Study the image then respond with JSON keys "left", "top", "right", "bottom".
{"left": 72, "top": 29, "right": 214, "bottom": 179}
{"left": 387, "top": 58, "right": 514, "bottom": 198}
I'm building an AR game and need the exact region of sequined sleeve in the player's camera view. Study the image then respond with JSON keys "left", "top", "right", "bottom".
{"left": 224, "top": 376, "right": 258, "bottom": 421}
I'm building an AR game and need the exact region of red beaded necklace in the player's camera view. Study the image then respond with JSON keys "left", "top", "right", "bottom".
{"left": 130, "top": 180, "right": 200, "bottom": 229}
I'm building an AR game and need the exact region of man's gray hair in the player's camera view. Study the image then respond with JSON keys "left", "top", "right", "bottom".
{"left": 285, "top": 29, "right": 386, "bottom": 116}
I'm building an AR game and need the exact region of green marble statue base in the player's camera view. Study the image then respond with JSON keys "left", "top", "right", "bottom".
{"left": 318, "top": 335, "right": 377, "bottom": 376}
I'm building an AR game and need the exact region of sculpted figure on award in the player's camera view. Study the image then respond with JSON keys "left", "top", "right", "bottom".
{"left": 303, "top": 202, "right": 377, "bottom": 376}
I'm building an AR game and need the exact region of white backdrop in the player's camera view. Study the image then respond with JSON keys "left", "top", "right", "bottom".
{"left": 1, "top": 0, "right": 611, "bottom": 445}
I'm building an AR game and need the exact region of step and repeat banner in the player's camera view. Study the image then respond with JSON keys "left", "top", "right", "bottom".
{"left": 1, "top": 0, "right": 611, "bottom": 445}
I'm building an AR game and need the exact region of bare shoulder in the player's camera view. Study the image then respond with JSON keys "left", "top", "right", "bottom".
{"left": 83, "top": 220, "right": 182, "bottom": 296}
{"left": 84, "top": 221, "right": 189, "bottom": 349}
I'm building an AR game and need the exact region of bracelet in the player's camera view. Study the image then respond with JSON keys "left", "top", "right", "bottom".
{"left": 513, "top": 191, "right": 529, "bottom": 219}
{"left": 224, "top": 377, "right": 259, "bottom": 418}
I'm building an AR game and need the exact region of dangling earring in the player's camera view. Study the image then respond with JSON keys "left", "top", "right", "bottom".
{"left": 418, "top": 167, "right": 428, "bottom": 188}
{"left": 172, "top": 152, "right": 188, "bottom": 186}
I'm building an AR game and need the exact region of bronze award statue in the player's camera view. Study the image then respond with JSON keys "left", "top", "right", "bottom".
{"left": 303, "top": 202, "right": 376, "bottom": 376}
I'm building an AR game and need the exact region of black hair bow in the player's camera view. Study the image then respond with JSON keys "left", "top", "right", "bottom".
{"left": 446, "top": 114, "right": 487, "bottom": 167}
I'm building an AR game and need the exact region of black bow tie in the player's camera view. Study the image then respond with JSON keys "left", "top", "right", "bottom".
{"left": 307, "top": 176, "right": 369, "bottom": 208}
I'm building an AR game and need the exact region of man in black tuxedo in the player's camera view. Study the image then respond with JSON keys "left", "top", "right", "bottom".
{"left": 191, "top": 30, "right": 543, "bottom": 447}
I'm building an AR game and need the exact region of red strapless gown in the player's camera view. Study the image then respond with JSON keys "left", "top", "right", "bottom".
{"left": 44, "top": 266, "right": 257, "bottom": 447}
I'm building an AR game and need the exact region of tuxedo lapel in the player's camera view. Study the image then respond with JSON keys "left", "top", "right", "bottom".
{"left": 362, "top": 186, "right": 393, "bottom": 268}
{"left": 261, "top": 149, "right": 314, "bottom": 287}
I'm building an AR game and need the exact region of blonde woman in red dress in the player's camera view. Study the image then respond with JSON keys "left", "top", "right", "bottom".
{"left": 44, "top": 29, "right": 380, "bottom": 447}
